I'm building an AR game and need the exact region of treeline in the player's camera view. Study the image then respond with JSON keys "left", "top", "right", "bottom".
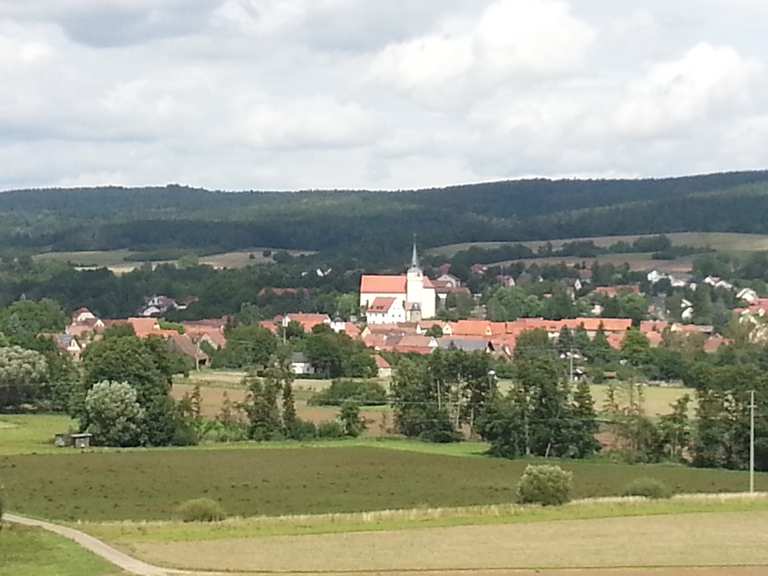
{"left": 3, "top": 172, "right": 768, "bottom": 258}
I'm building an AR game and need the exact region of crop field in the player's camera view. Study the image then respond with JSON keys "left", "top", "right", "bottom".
{"left": 1, "top": 446, "right": 765, "bottom": 522}
{"left": 0, "top": 524, "right": 121, "bottom": 576}
{"left": 492, "top": 253, "right": 696, "bottom": 273}
{"left": 429, "top": 232, "right": 768, "bottom": 258}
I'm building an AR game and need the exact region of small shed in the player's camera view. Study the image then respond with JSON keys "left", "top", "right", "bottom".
{"left": 71, "top": 433, "right": 93, "bottom": 449}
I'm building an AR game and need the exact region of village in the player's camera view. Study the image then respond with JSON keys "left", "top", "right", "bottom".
{"left": 50, "top": 244, "right": 765, "bottom": 380}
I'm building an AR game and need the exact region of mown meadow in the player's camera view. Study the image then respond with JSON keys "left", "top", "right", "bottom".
{"left": 1, "top": 446, "right": 765, "bottom": 521}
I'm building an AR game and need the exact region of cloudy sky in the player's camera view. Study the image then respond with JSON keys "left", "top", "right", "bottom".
{"left": 1, "top": 0, "right": 767, "bottom": 191}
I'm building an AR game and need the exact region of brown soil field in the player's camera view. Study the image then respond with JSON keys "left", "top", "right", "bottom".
{"left": 127, "top": 510, "right": 768, "bottom": 573}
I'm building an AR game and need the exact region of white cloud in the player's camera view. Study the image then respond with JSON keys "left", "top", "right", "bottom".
{"left": 0, "top": 1, "right": 768, "bottom": 191}
{"left": 614, "top": 43, "right": 762, "bottom": 138}
{"left": 369, "top": 0, "right": 595, "bottom": 98}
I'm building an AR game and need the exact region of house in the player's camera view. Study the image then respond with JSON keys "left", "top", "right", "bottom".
{"left": 374, "top": 355, "right": 392, "bottom": 379}
{"left": 365, "top": 297, "right": 407, "bottom": 325}
{"left": 360, "top": 245, "right": 436, "bottom": 323}
{"left": 438, "top": 337, "right": 494, "bottom": 353}
{"left": 704, "top": 276, "right": 734, "bottom": 291}
{"left": 66, "top": 307, "right": 105, "bottom": 342}
{"left": 52, "top": 334, "right": 83, "bottom": 360}
{"left": 167, "top": 332, "right": 209, "bottom": 369}
{"left": 593, "top": 285, "right": 641, "bottom": 298}
{"left": 451, "top": 320, "right": 506, "bottom": 338}
{"left": 391, "top": 335, "right": 439, "bottom": 355}
{"left": 737, "top": 288, "right": 759, "bottom": 304}
{"left": 139, "top": 295, "right": 178, "bottom": 317}
{"left": 497, "top": 275, "right": 516, "bottom": 288}
{"left": 72, "top": 307, "right": 98, "bottom": 324}
{"left": 290, "top": 352, "right": 315, "bottom": 375}
{"left": 282, "top": 313, "right": 331, "bottom": 333}
{"left": 435, "top": 273, "right": 462, "bottom": 288}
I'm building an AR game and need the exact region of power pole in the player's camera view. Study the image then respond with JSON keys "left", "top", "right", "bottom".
{"left": 750, "top": 389, "right": 756, "bottom": 494}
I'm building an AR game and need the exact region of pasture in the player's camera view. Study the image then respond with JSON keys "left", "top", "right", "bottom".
{"left": 32, "top": 246, "right": 314, "bottom": 274}
{"left": 429, "top": 232, "right": 768, "bottom": 258}
{"left": 0, "top": 524, "right": 121, "bottom": 576}
{"left": 1, "top": 446, "right": 765, "bottom": 521}
{"left": 0, "top": 414, "right": 76, "bottom": 456}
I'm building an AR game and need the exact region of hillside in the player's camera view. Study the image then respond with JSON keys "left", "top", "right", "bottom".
{"left": 4, "top": 171, "right": 768, "bottom": 258}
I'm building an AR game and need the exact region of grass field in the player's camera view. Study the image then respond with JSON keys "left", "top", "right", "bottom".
{"left": 0, "top": 414, "right": 76, "bottom": 456}
{"left": 429, "top": 232, "right": 768, "bottom": 258}
{"left": 0, "top": 524, "right": 122, "bottom": 576}
{"left": 1, "top": 447, "right": 765, "bottom": 521}
{"left": 122, "top": 507, "right": 768, "bottom": 573}
{"left": 33, "top": 247, "right": 314, "bottom": 274}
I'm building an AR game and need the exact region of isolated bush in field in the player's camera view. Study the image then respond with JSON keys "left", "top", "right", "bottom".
{"left": 622, "top": 477, "right": 672, "bottom": 499}
{"left": 177, "top": 498, "right": 227, "bottom": 522}
{"left": 85, "top": 381, "right": 145, "bottom": 447}
{"left": 516, "top": 465, "right": 573, "bottom": 506}
{"left": 287, "top": 418, "right": 318, "bottom": 440}
{"left": 317, "top": 421, "right": 345, "bottom": 438}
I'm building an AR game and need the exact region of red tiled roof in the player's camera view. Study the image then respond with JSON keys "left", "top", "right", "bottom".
{"left": 368, "top": 297, "right": 397, "bottom": 313}
{"left": 451, "top": 320, "right": 506, "bottom": 337}
{"left": 374, "top": 355, "right": 391, "bottom": 369}
{"left": 361, "top": 275, "right": 407, "bottom": 294}
{"left": 640, "top": 320, "right": 669, "bottom": 333}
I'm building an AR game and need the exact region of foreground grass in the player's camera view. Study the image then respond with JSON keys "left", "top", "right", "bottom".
{"left": 0, "top": 524, "right": 122, "bottom": 576}
{"left": 0, "top": 414, "right": 76, "bottom": 456}
{"left": 82, "top": 493, "right": 768, "bottom": 544}
{"left": 2, "top": 446, "right": 766, "bottom": 521}
{"left": 100, "top": 506, "right": 768, "bottom": 573}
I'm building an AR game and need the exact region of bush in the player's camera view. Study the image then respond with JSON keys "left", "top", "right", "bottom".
{"left": 622, "top": 477, "right": 672, "bottom": 499}
{"left": 516, "top": 465, "right": 573, "bottom": 506}
{"left": 177, "top": 498, "right": 227, "bottom": 522}
{"left": 309, "top": 379, "right": 387, "bottom": 406}
{"left": 287, "top": 418, "right": 318, "bottom": 440}
{"left": 317, "top": 421, "right": 345, "bottom": 438}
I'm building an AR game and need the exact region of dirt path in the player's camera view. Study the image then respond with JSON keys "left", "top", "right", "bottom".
{"left": 5, "top": 513, "right": 768, "bottom": 576}
{"left": 5, "top": 513, "right": 172, "bottom": 576}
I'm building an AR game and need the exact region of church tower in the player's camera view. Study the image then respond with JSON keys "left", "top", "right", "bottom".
{"left": 406, "top": 243, "right": 424, "bottom": 322}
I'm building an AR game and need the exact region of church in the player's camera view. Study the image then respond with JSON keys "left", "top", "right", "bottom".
{"left": 360, "top": 245, "right": 437, "bottom": 324}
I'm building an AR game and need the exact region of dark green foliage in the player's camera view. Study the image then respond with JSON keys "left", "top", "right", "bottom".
{"left": 176, "top": 498, "right": 227, "bottom": 522}
{"left": 214, "top": 325, "right": 277, "bottom": 369}
{"left": 622, "top": 477, "right": 673, "bottom": 499}
{"left": 339, "top": 401, "right": 366, "bottom": 437}
{"left": 516, "top": 465, "right": 573, "bottom": 506}
{"left": 304, "top": 330, "right": 376, "bottom": 379}
{"left": 244, "top": 372, "right": 283, "bottom": 441}
{"left": 309, "top": 379, "right": 387, "bottom": 406}
{"left": 317, "top": 421, "right": 345, "bottom": 438}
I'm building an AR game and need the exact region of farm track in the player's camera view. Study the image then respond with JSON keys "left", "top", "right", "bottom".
{"left": 6, "top": 512, "right": 768, "bottom": 576}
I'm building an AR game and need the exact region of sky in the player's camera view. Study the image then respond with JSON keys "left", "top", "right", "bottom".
{"left": 1, "top": 0, "right": 767, "bottom": 191}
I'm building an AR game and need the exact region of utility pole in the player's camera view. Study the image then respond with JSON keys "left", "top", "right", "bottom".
{"left": 750, "top": 390, "right": 756, "bottom": 494}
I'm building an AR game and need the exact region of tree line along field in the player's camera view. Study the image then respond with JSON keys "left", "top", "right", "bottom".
{"left": 1, "top": 446, "right": 765, "bottom": 522}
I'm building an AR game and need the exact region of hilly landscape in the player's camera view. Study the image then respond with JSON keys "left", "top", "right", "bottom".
{"left": 4, "top": 171, "right": 768, "bottom": 259}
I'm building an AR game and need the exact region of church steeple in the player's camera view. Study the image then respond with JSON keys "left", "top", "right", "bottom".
{"left": 410, "top": 242, "right": 420, "bottom": 269}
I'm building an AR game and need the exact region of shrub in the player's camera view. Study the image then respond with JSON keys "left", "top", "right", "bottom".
{"left": 177, "top": 498, "right": 227, "bottom": 522}
{"left": 317, "top": 421, "right": 345, "bottom": 438}
{"left": 516, "top": 465, "right": 573, "bottom": 506}
{"left": 622, "top": 477, "right": 672, "bottom": 499}
{"left": 287, "top": 418, "right": 318, "bottom": 440}
{"left": 309, "top": 379, "right": 387, "bottom": 406}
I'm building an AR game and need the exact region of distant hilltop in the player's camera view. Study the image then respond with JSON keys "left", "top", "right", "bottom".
{"left": 1, "top": 170, "right": 768, "bottom": 258}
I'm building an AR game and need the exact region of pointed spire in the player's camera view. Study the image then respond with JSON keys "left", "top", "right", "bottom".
{"left": 411, "top": 240, "right": 419, "bottom": 269}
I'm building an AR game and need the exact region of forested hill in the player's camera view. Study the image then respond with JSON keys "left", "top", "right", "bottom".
{"left": 4, "top": 170, "right": 768, "bottom": 257}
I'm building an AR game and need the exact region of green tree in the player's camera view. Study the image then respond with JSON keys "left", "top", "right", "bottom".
{"left": 0, "top": 299, "right": 67, "bottom": 348}
{"left": 244, "top": 371, "right": 282, "bottom": 441}
{"left": 0, "top": 346, "right": 48, "bottom": 409}
{"left": 216, "top": 324, "right": 277, "bottom": 369}
{"left": 339, "top": 400, "right": 366, "bottom": 437}
{"left": 570, "top": 380, "right": 600, "bottom": 457}
{"left": 659, "top": 394, "right": 691, "bottom": 461}
{"left": 621, "top": 329, "right": 651, "bottom": 366}
{"left": 84, "top": 381, "right": 145, "bottom": 447}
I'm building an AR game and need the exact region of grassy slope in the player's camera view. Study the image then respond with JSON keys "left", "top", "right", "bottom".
{"left": 0, "top": 524, "right": 122, "bottom": 576}
{"left": 2, "top": 447, "right": 766, "bottom": 521}
{"left": 429, "top": 232, "right": 768, "bottom": 258}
